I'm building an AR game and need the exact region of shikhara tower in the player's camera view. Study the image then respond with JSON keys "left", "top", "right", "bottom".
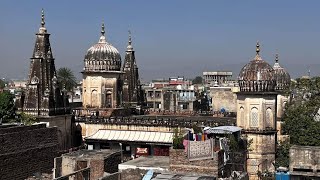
{"left": 122, "top": 31, "right": 144, "bottom": 107}
{"left": 18, "top": 9, "right": 69, "bottom": 116}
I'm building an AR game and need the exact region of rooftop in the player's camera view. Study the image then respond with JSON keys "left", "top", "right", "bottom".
{"left": 119, "top": 156, "right": 169, "bottom": 171}
{"left": 152, "top": 173, "right": 216, "bottom": 180}
{"left": 62, "top": 149, "right": 120, "bottom": 160}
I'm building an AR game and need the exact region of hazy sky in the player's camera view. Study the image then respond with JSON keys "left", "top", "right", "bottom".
{"left": 1, "top": 1, "right": 320, "bottom": 82}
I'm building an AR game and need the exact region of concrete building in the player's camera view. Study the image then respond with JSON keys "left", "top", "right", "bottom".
{"left": 236, "top": 43, "right": 278, "bottom": 179}
{"left": 203, "top": 71, "right": 233, "bottom": 86}
{"left": 210, "top": 86, "right": 239, "bottom": 113}
{"left": 53, "top": 149, "right": 121, "bottom": 179}
{"left": 145, "top": 77, "right": 196, "bottom": 112}
{"left": 289, "top": 145, "right": 320, "bottom": 179}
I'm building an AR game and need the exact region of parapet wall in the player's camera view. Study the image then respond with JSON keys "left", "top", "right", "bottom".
{"left": 0, "top": 124, "right": 59, "bottom": 179}
{"left": 169, "top": 148, "right": 223, "bottom": 177}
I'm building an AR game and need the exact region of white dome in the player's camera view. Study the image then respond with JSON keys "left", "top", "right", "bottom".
{"left": 84, "top": 23, "right": 121, "bottom": 72}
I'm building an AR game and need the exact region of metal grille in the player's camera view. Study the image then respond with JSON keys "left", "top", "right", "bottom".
{"left": 266, "top": 108, "right": 272, "bottom": 127}
{"left": 251, "top": 108, "right": 259, "bottom": 127}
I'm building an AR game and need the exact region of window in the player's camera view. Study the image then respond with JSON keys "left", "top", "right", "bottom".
{"left": 250, "top": 107, "right": 259, "bottom": 127}
{"left": 266, "top": 108, "right": 273, "bottom": 127}
{"left": 155, "top": 91, "right": 161, "bottom": 98}
{"left": 106, "top": 91, "right": 112, "bottom": 108}
{"left": 240, "top": 106, "right": 244, "bottom": 127}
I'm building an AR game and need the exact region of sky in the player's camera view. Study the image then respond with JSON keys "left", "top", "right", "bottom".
{"left": 1, "top": 1, "right": 320, "bottom": 82}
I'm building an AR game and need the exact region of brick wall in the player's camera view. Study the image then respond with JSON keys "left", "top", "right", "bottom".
{"left": 169, "top": 148, "right": 223, "bottom": 177}
{"left": 120, "top": 168, "right": 148, "bottom": 180}
{"left": 0, "top": 124, "right": 59, "bottom": 179}
{"left": 38, "top": 115, "right": 72, "bottom": 150}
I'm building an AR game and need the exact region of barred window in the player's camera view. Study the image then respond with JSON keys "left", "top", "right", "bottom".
{"left": 250, "top": 107, "right": 259, "bottom": 127}
{"left": 266, "top": 108, "right": 273, "bottom": 127}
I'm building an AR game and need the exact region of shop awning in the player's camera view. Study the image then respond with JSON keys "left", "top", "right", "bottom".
{"left": 85, "top": 129, "right": 173, "bottom": 144}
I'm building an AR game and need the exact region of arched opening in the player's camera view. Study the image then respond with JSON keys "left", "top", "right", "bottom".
{"left": 266, "top": 108, "right": 273, "bottom": 128}
{"left": 106, "top": 90, "right": 112, "bottom": 108}
{"left": 250, "top": 107, "right": 259, "bottom": 128}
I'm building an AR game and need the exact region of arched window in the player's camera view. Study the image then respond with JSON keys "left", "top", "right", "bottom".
{"left": 240, "top": 106, "right": 244, "bottom": 127}
{"left": 250, "top": 107, "right": 259, "bottom": 127}
{"left": 106, "top": 90, "right": 112, "bottom": 108}
{"left": 91, "top": 89, "right": 98, "bottom": 107}
{"left": 266, "top": 108, "right": 273, "bottom": 127}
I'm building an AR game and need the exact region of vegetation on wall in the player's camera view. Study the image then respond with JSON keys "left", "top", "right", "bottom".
{"left": 172, "top": 128, "right": 184, "bottom": 149}
{"left": 0, "top": 91, "right": 15, "bottom": 122}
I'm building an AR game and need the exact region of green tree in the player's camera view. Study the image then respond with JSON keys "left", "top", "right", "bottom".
{"left": 19, "top": 112, "right": 38, "bottom": 125}
{"left": 57, "top": 67, "right": 77, "bottom": 92}
{"left": 282, "top": 94, "right": 320, "bottom": 146}
{"left": 0, "top": 79, "right": 5, "bottom": 89}
{"left": 192, "top": 76, "right": 203, "bottom": 84}
{"left": 275, "top": 141, "right": 291, "bottom": 168}
{"left": 0, "top": 91, "right": 15, "bottom": 122}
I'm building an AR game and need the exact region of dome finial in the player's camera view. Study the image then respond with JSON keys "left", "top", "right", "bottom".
{"left": 256, "top": 41, "right": 260, "bottom": 55}
{"left": 127, "top": 30, "right": 133, "bottom": 51}
{"left": 101, "top": 21, "right": 105, "bottom": 36}
{"left": 128, "top": 30, "right": 132, "bottom": 45}
{"left": 41, "top": 8, "right": 45, "bottom": 28}
{"left": 275, "top": 53, "right": 279, "bottom": 63}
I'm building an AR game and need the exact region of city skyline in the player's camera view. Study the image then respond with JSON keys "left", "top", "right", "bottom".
{"left": 1, "top": 1, "right": 320, "bottom": 81}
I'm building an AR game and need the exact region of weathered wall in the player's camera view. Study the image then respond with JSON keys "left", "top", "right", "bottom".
{"left": 38, "top": 115, "right": 72, "bottom": 150}
{"left": 169, "top": 148, "right": 223, "bottom": 177}
{"left": 120, "top": 168, "right": 148, "bottom": 180}
{"left": 210, "top": 87, "right": 237, "bottom": 112}
{"left": 80, "top": 122, "right": 175, "bottom": 138}
{"left": 289, "top": 145, "right": 320, "bottom": 178}
{"left": 0, "top": 124, "right": 59, "bottom": 179}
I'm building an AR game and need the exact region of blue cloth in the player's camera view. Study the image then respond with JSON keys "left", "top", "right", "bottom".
{"left": 142, "top": 170, "right": 154, "bottom": 180}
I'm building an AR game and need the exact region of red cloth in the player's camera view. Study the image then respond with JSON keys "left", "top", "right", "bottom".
{"left": 183, "top": 140, "right": 189, "bottom": 152}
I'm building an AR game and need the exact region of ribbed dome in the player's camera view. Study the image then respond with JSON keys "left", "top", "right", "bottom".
{"left": 84, "top": 23, "right": 121, "bottom": 72}
{"left": 238, "top": 42, "right": 276, "bottom": 92}
{"left": 273, "top": 54, "right": 291, "bottom": 91}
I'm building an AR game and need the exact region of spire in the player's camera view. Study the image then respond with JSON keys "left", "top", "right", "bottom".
{"left": 127, "top": 30, "right": 133, "bottom": 51}
{"left": 39, "top": 9, "right": 47, "bottom": 33}
{"left": 275, "top": 53, "right": 279, "bottom": 63}
{"left": 101, "top": 22, "right": 105, "bottom": 36}
{"left": 128, "top": 30, "right": 132, "bottom": 45}
{"left": 256, "top": 41, "right": 260, "bottom": 55}
{"left": 41, "top": 8, "right": 45, "bottom": 27}
{"left": 98, "top": 21, "right": 107, "bottom": 43}
{"left": 273, "top": 53, "right": 281, "bottom": 68}
{"left": 254, "top": 41, "right": 262, "bottom": 60}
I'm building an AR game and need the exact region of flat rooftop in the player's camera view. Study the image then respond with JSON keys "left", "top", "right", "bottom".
{"left": 152, "top": 173, "right": 216, "bottom": 180}
{"left": 62, "top": 149, "right": 119, "bottom": 160}
{"left": 119, "top": 156, "right": 169, "bottom": 171}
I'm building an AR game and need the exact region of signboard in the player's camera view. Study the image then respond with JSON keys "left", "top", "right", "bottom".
{"left": 136, "top": 148, "right": 149, "bottom": 157}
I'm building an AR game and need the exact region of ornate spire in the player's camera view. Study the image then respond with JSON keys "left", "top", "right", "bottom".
{"left": 254, "top": 41, "right": 262, "bottom": 60}
{"left": 275, "top": 53, "right": 279, "bottom": 63}
{"left": 98, "top": 21, "right": 106, "bottom": 43}
{"left": 128, "top": 30, "right": 132, "bottom": 45}
{"left": 101, "top": 22, "right": 105, "bottom": 36}
{"left": 256, "top": 41, "right": 260, "bottom": 55}
{"left": 127, "top": 30, "right": 133, "bottom": 51}
{"left": 41, "top": 8, "right": 45, "bottom": 27}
